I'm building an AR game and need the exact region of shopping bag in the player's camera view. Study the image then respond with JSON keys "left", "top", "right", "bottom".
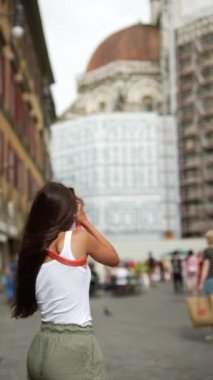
{"left": 186, "top": 295, "right": 213, "bottom": 327}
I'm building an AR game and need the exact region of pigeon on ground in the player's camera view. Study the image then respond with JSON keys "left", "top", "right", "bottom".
{"left": 103, "top": 307, "right": 113, "bottom": 316}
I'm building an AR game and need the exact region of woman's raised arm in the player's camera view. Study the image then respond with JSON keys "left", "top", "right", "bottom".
{"left": 76, "top": 207, "right": 119, "bottom": 267}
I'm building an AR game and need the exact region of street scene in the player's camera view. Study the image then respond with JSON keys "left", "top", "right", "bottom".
{"left": 1, "top": 0, "right": 213, "bottom": 379}
{"left": 0, "top": 284, "right": 212, "bottom": 380}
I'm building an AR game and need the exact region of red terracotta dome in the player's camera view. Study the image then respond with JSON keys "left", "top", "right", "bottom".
{"left": 86, "top": 23, "right": 160, "bottom": 72}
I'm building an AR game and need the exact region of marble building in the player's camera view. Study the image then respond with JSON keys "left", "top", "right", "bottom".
{"left": 51, "top": 17, "right": 181, "bottom": 241}
{"left": 51, "top": 112, "right": 180, "bottom": 240}
{"left": 62, "top": 24, "right": 162, "bottom": 119}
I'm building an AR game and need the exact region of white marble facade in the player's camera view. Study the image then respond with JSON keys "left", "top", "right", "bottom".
{"left": 51, "top": 113, "right": 180, "bottom": 239}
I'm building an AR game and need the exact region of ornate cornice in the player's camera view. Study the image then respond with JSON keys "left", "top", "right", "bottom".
{"left": 22, "top": 0, "right": 54, "bottom": 83}
{"left": 77, "top": 60, "right": 160, "bottom": 90}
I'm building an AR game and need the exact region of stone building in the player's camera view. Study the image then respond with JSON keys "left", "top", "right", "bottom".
{"left": 62, "top": 24, "right": 162, "bottom": 119}
{"left": 52, "top": 113, "right": 180, "bottom": 240}
{"left": 154, "top": 0, "right": 213, "bottom": 236}
{"left": 52, "top": 21, "right": 180, "bottom": 241}
{"left": 0, "top": 0, "right": 55, "bottom": 268}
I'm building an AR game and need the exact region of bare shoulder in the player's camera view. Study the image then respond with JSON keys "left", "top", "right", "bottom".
{"left": 72, "top": 230, "right": 97, "bottom": 254}
{"left": 71, "top": 230, "right": 90, "bottom": 258}
{"left": 72, "top": 229, "right": 89, "bottom": 242}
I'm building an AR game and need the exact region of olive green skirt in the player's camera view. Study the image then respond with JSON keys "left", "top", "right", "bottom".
{"left": 27, "top": 322, "right": 106, "bottom": 380}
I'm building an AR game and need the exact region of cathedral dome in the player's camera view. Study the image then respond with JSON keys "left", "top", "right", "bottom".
{"left": 86, "top": 23, "right": 160, "bottom": 72}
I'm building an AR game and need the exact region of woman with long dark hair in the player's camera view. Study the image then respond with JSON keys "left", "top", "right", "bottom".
{"left": 12, "top": 182, "right": 119, "bottom": 379}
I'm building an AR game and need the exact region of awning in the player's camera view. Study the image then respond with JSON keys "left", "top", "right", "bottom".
{"left": 162, "top": 249, "right": 189, "bottom": 258}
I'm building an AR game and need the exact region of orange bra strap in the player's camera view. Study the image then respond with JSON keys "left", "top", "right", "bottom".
{"left": 47, "top": 250, "right": 87, "bottom": 267}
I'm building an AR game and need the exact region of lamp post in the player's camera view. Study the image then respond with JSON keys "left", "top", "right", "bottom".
{"left": 0, "top": 1, "right": 24, "bottom": 39}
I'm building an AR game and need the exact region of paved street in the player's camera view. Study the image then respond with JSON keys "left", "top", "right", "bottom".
{"left": 0, "top": 283, "right": 212, "bottom": 380}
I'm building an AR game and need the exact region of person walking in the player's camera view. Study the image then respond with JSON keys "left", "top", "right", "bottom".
{"left": 199, "top": 230, "right": 213, "bottom": 340}
{"left": 197, "top": 250, "right": 205, "bottom": 288}
{"left": 3, "top": 256, "right": 17, "bottom": 305}
{"left": 147, "top": 253, "right": 157, "bottom": 287}
{"left": 114, "top": 262, "right": 129, "bottom": 295}
{"left": 171, "top": 251, "right": 183, "bottom": 294}
{"left": 199, "top": 230, "right": 213, "bottom": 294}
{"left": 12, "top": 182, "right": 119, "bottom": 380}
{"left": 184, "top": 250, "right": 199, "bottom": 294}
{"left": 89, "top": 263, "right": 100, "bottom": 297}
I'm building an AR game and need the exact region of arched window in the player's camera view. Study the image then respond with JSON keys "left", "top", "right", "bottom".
{"left": 116, "top": 95, "right": 125, "bottom": 111}
{"left": 99, "top": 101, "right": 106, "bottom": 111}
{"left": 157, "top": 102, "right": 162, "bottom": 113}
{"left": 143, "top": 96, "right": 153, "bottom": 112}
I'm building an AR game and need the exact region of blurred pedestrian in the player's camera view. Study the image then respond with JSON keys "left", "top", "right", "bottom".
{"left": 184, "top": 250, "right": 199, "bottom": 294}
{"left": 198, "top": 230, "right": 213, "bottom": 340}
{"left": 171, "top": 251, "right": 183, "bottom": 294}
{"left": 3, "top": 256, "right": 17, "bottom": 305}
{"left": 89, "top": 262, "right": 99, "bottom": 296}
{"left": 147, "top": 252, "right": 157, "bottom": 287}
{"left": 114, "top": 262, "right": 129, "bottom": 295}
{"left": 12, "top": 182, "right": 119, "bottom": 379}
{"left": 162, "top": 259, "right": 171, "bottom": 281}
{"left": 197, "top": 250, "right": 205, "bottom": 286}
{"left": 159, "top": 260, "right": 165, "bottom": 282}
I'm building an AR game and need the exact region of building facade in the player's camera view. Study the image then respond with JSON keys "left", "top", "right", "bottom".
{"left": 51, "top": 0, "right": 213, "bottom": 240}
{"left": 155, "top": 0, "right": 213, "bottom": 236}
{"left": 52, "top": 113, "right": 180, "bottom": 240}
{"left": 0, "top": 0, "right": 55, "bottom": 269}
{"left": 62, "top": 24, "right": 162, "bottom": 119}
{"left": 177, "top": 15, "right": 213, "bottom": 236}
{"left": 52, "top": 16, "right": 181, "bottom": 242}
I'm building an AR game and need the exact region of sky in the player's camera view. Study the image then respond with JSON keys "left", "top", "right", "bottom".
{"left": 38, "top": 0, "right": 150, "bottom": 116}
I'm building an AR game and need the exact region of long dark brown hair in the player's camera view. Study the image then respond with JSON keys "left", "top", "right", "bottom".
{"left": 12, "top": 182, "right": 81, "bottom": 318}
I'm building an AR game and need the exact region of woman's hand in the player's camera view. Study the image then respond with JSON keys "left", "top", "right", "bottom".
{"left": 75, "top": 203, "right": 88, "bottom": 225}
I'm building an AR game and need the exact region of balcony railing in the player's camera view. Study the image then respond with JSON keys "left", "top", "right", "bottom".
{"left": 205, "top": 157, "right": 213, "bottom": 166}
{"left": 182, "top": 146, "right": 200, "bottom": 154}
{"left": 178, "top": 81, "right": 194, "bottom": 91}
{"left": 204, "top": 188, "right": 213, "bottom": 199}
{"left": 182, "top": 127, "right": 197, "bottom": 138}
{"left": 178, "top": 97, "right": 195, "bottom": 107}
{"left": 201, "top": 74, "right": 213, "bottom": 85}
{"left": 200, "top": 77, "right": 213, "bottom": 87}
{"left": 206, "top": 205, "right": 213, "bottom": 216}
{"left": 178, "top": 51, "right": 193, "bottom": 61}
{"left": 182, "top": 221, "right": 209, "bottom": 236}
{"left": 181, "top": 158, "right": 200, "bottom": 169}
{"left": 182, "top": 191, "right": 203, "bottom": 202}
{"left": 200, "top": 61, "right": 213, "bottom": 70}
{"left": 178, "top": 65, "right": 195, "bottom": 76}
{"left": 178, "top": 114, "right": 194, "bottom": 123}
{"left": 204, "top": 174, "right": 213, "bottom": 183}
{"left": 181, "top": 176, "right": 202, "bottom": 185}
{"left": 199, "top": 93, "right": 213, "bottom": 101}
{"left": 201, "top": 124, "right": 213, "bottom": 134}
{"left": 178, "top": 79, "right": 213, "bottom": 97}
{"left": 203, "top": 140, "right": 213, "bottom": 150}
{"left": 182, "top": 208, "right": 202, "bottom": 218}
{"left": 201, "top": 43, "right": 213, "bottom": 54}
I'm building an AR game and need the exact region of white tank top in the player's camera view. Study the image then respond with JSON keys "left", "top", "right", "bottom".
{"left": 35, "top": 231, "right": 92, "bottom": 325}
